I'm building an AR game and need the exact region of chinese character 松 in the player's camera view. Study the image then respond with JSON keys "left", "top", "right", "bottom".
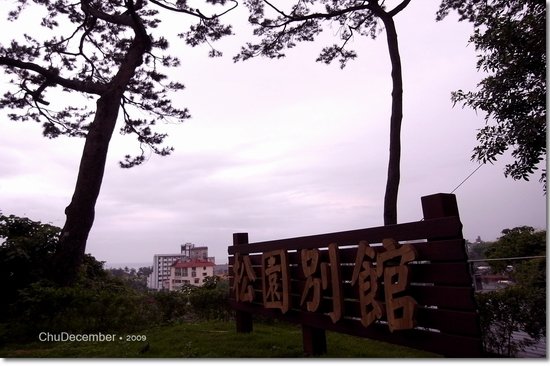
{"left": 233, "top": 253, "right": 256, "bottom": 303}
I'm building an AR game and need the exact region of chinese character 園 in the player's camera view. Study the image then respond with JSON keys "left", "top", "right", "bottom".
{"left": 261, "top": 249, "right": 290, "bottom": 313}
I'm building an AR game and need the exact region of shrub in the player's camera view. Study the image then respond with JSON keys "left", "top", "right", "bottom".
{"left": 0, "top": 213, "right": 164, "bottom": 344}
{"left": 2, "top": 278, "right": 161, "bottom": 344}
{"left": 476, "top": 285, "right": 544, "bottom": 357}
{"left": 151, "top": 290, "right": 190, "bottom": 324}
{"left": 188, "top": 279, "right": 232, "bottom": 321}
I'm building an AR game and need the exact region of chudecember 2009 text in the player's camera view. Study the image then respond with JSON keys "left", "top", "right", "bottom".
{"left": 38, "top": 332, "right": 146, "bottom": 342}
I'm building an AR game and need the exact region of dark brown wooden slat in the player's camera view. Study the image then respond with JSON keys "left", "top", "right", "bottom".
{"left": 227, "top": 217, "right": 463, "bottom": 255}
{"left": 231, "top": 273, "right": 473, "bottom": 301}
{"left": 409, "top": 286, "right": 476, "bottom": 311}
{"left": 232, "top": 240, "right": 468, "bottom": 265}
{"left": 230, "top": 266, "right": 476, "bottom": 311}
{"left": 231, "top": 285, "right": 479, "bottom": 331}
{"left": 230, "top": 259, "right": 473, "bottom": 283}
{"left": 409, "top": 263, "right": 473, "bottom": 286}
{"left": 298, "top": 285, "right": 476, "bottom": 312}
{"left": 231, "top": 256, "right": 473, "bottom": 286}
{"left": 339, "top": 300, "right": 480, "bottom": 337}
{"left": 415, "top": 307, "right": 481, "bottom": 337}
{"left": 333, "top": 239, "right": 466, "bottom": 263}
{"left": 333, "top": 262, "right": 472, "bottom": 286}
{"left": 411, "top": 239, "right": 468, "bottom": 262}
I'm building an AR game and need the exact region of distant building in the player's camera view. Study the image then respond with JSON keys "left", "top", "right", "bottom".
{"left": 168, "top": 259, "right": 216, "bottom": 291}
{"left": 214, "top": 263, "right": 229, "bottom": 277}
{"left": 147, "top": 243, "right": 215, "bottom": 290}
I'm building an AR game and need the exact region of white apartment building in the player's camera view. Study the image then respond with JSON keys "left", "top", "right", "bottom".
{"left": 168, "top": 259, "right": 215, "bottom": 291}
{"left": 147, "top": 243, "right": 215, "bottom": 290}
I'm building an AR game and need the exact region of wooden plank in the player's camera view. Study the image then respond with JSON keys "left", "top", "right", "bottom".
{"left": 230, "top": 239, "right": 468, "bottom": 265}
{"left": 230, "top": 268, "right": 475, "bottom": 310}
{"left": 233, "top": 233, "right": 253, "bottom": 333}
{"left": 231, "top": 240, "right": 468, "bottom": 267}
{"left": 409, "top": 263, "right": 473, "bottom": 286}
{"left": 227, "top": 217, "right": 463, "bottom": 255}
{"left": 334, "top": 262, "right": 472, "bottom": 286}
{"left": 229, "top": 284, "right": 477, "bottom": 317}
{"left": 415, "top": 307, "right": 481, "bottom": 337}
{"left": 411, "top": 239, "right": 467, "bottom": 262}
{"left": 335, "top": 239, "right": 467, "bottom": 263}
{"left": 339, "top": 301, "right": 480, "bottom": 336}
{"left": 230, "top": 288, "right": 480, "bottom": 337}
{"left": 409, "top": 286, "right": 476, "bottom": 311}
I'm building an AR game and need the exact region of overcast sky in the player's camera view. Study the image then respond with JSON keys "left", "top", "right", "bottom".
{"left": 0, "top": 1, "right": 546, "bottom": 267}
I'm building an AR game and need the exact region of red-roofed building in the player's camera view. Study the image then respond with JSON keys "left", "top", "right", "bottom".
{"left": 168, "top": 259, "right": 216, "bottom": 290}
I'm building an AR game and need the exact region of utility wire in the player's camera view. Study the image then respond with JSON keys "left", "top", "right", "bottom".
{"left": 417, "top": 163, "right": 485, "bottom": 221}
{"left": 467, "top": 255, "right": 546, "bottom": 263}
{"left": 450, "top": 164, "right": 484, "bottom": 193}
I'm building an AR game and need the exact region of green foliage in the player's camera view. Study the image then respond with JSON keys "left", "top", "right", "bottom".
{"left": 188, "top": 278, "right": 232, "bottom": 321}
{"left": 3, "top": 279, "right": 162, "bottom": 343}
{"left": 0, "top": 213, "right": 160, "bottom": 343}
{"left": 151, "top": 290, "right": 190, "bottom": 324}
{"left": 0, "top": 212, "right": 156, "bottom": 343}
{"left": 485, "top": 226, "right": 546, "bottom": 273}
{"left": 476, "top": 286, "right": 543, "bottom": 357}
{"left": 0, "top": 213, "right": 60, "bottom": 317}
{"left": 437, "top": 0, "right": 546, "bottom": 189}
{"left": 466, "top": 241, "right": 491, "bottom": 260}
{"left": 108, "top": 266, "right": 153, "bottom": 291}
{"left": 0, "top": 211, "right": 236, "bottom": 346}
{"left": 474, "top": 226, "right": 546, "bottom": 356}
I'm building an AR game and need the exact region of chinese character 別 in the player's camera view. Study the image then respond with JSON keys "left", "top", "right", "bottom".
{"left": 300, "top": 243, "right": 343, "bottom": 323}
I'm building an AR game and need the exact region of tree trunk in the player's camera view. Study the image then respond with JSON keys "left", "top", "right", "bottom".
{"left": 53, "top": 24, "right": 151, "bottom": 285}
{"left": 53, "top": 91, "right": 123, "bottom": 285}
{"left": 380, "top": 13, "right": 403, "bottom": 226}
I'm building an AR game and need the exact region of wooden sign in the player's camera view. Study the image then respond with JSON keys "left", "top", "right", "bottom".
{"left": 227, "top": 194, "right": 484, "bottom": 357}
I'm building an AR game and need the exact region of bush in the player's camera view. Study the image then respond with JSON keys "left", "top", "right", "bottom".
{"left": 2, "top": 277, "right": 161, "bottom": 344}
{"left": 188, "top": 279, "right": 232, "bottom": 321}
{"left": 0, "top": 212, "right": 234, "bottom": 346}
{"left": 151, "top": 290, "right": 190, "bottom": 324}
{"left": 476, "top": 285, "right": 545, "bottom": 357}
{"left": 0, "top": 213, "right": 165, "bottom": 344}
{"left": 0, "top": 213, "right": 60, "bottom": 318}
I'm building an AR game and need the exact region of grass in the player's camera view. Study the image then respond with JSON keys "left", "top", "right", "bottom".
{"left": 0, "top": 320, "right": 440, "bottom": 358}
